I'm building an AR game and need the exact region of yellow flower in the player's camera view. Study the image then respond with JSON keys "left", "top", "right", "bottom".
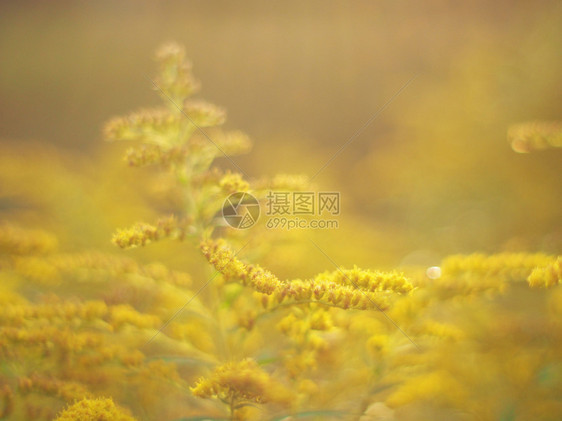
{"left": 18, "top": 374, "right": 92, "bottom": 402}
{"left": 103, "top": 107, "right": 182, "bottom": 145}
{"left": 386, "top": 370, "right": 467, "bottom": 408}
{"left": 309, "top": 309, "right": 333, "bottom": 330}
{"left": 12, "top": 256, "right": 60, "bottom": 285}
{"left": 182, "top": 100, "right": 226, "bottom": 127}
{"left": 219, "top": 172, "right": 250, "bottom": 194}
{"left": 109, "top": 304, "right": 160, "bottom": 331}
{"left": 367, "top": 334, "right": 389, "bottom": 356}
{"left": 190, "top": 358, "right": 292, "bottom": 405}
{"left": 154, "top": 42, "right": 200, "bottom": 103}
{"left": 439, "top": 252, "right": 554, "bottom": 294}
{"left": 528, "top": 257, "right": 562, "bottom": 288}
{"left": 124, "top": 144, "right": 188, "bottom": 167}
{"left": 112, "top": 215, "right": 186, "bottom": 249}
{"left": 442, "top": 253, "right": 553, "bottom": 280}
{"left": 314, "top": 265, "right": 414, "bottom": 295}
{"left": 200, "top": 239, "right": 280, "bottom": 294}
{"left": 202, "top": 239, "right": 408, "bottom": 311}
{"left": 0, "top": 224, "right": 58, "bottom": 256}
{"left": 211, "top": 130, "right": 252, "bottom": 156}
{"left": 54, "top": 397, "right": 136, "bottom": 421}
{"left": 415, "top": 320, "right": 465, "bottom": 342}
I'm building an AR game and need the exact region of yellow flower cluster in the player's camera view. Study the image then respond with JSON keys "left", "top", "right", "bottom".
{"left": 366, "top": 334, "right": 389, "bottom": 357}
{"left": 105, "top": 101, "right": 224, "bottom": 146}
{"left": 112, "top": 215, "right": 186, "bottom": 249}
{"left": 98, "top": 43, "right": 562, "bottom": 420}
{"left": 439, "top": 252, "right": 555, "bottom": 294}
{"left": 0, "top": 224, "right": 197, "bottom": 419}
{"left": 124, "top": 144, "right": 188, "bottom": 167}
{"left": 315, "top": 265, "right": 413, "bottom": 294}
{"left": 122, "top": 130, "right": 250, "bottom": 169}
{"left": 185, "top": 129, "right": 252, "bottom": 163}
{"left": 528, "top": 256, "right": 562, "bottom": 288}
{"left": 442, "top": 252, "right": 553, "bottom": 280}
{"left": 204, "top": 129, "right": 252, "bottom": 156}
{"left": 11, "top": 255, "right": 60, "bottom": 285}
{"left": 0, "top": 294, "right": 181, "bottom": 419}
{"left": 276, "top": 308, "right": 334, "bottom": 378}
{"left": 277, "top": 309, "right": 333, "bottom": 345}
{"left": 182, "top": 100, "right": 226, "bottom": 128}
{"left": 109, "top": 304, "right": 161, "bottom": 331}
{"left": 154, "top": 42, "right": 200, "bottom": 103}
{"left": 508, "top": 120, "right": 562, "bottom": 153}
{"left": 168, "top": 319, "right": 216, "bottom": 355}
{"left": 1, "top": 305, "right": 154, "bottom": 360}
{"left": 382, "top": 293, "right": 562, "bottom": 418}
{"left": 54, "top": 397, "right": 137, "bottom": 421}
{"left": 190, "top": 358, "right": 292, "bottom": 405}
{"left": 413, "top": 320, "right": 465, "bottom": 342}
{"left": 104, "top": 42, "right": 231, "bottom": 168}
{"left": 0, "top": 224, "right": 58, "bottom": 256}
{"left": 0, "top": 300, "right": 108, "bottom": 324}
{"left": 260, "top": 278, "right": 392, "bottom": 311}
{"left": 200, "top": 239, "right": 280, "bottom": 294}
{"left": 104, "top": 107, "right": 183, "bottom": 145}
{"left": 104, "top": 42, "right": 259, "bottom": 247}
{"left": 219, "top": 172, "right": 250, "bottom": 194}
{"left": 386, "top": 370, "right": 467, "bottom": 408}
{"left": 202, "top": 239, "right": 412, "bottom": 312}
{"left": 18, "top": 375, "right": 92, "bottom": 403}
{"left": 4, "top": 249, "right": 192, "bottom": 292}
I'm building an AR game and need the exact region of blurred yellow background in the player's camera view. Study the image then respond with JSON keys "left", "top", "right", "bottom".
{"left": 1, "top": 3, "right": 562, "bottom": 420}
{"left": 1, "top": 0, "right": 560, "bottom": 269}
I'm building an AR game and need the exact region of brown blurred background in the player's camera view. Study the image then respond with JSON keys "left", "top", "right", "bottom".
{"left": 1, "top": 0, "right": 561, "bottom": 273}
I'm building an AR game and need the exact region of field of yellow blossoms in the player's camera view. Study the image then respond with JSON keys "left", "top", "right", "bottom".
{"left": 1, "top": 3, "right": 561, "bottom": 420}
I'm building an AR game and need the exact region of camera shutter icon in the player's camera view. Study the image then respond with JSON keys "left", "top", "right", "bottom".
{"left": 222, "top": 192, "right": 260, "bottom": 229}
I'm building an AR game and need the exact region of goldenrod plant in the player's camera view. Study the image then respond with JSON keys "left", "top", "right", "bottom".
{"left": 105, "top": 43, "right": 415, "bottom": 420}
{"left": 0, "top": 43, "right": 560, "bottom": 421}
{"left": 53, "top": 398, "right": 136, "bottom": 421}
